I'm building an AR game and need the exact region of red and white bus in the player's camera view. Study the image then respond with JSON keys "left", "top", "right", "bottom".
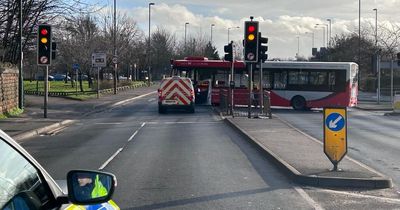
{"left": 171, "top": 57, "right": 358, "bottom": 110}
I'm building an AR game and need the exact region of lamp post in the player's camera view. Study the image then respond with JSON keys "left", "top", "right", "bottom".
{"left": 305, "top": 32, "right": 315, "bottom": 48}
{"left": 148, "top": 2, "right": 155, "bottom": 86}
{"left": 316, "top": 24, "right": 328, "bottom": 47}
{"left": 210, "top": 24, "right": 215, "bottom": 43}
{"left": 373, "top": 8, "right": 378, "bottom": 46}
{"left": 296, "top": 36, "right": 300, "bottom": 57}
{"left": 227, "top": 26, "right": 240, "bottom": 43}
{"left": 315, "top": 25, "right": 325, "bottom": 48}
{"left": 113, "top": 0, "right": 117, "bottom": 94}
{"left": 185, "top": 22, "right": 189, "bottom": 48}
{"left": 327, "top": 19, "right": 332, "bottom": 47}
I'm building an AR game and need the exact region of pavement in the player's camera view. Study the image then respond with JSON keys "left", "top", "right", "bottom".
{"left": 356, "top": 91, "right": 395, "bottom": 111}
{"left": 220, "top": 113, "right": 393, "bottom": 189}
{"left": 0, "top": 85, "right": 158, "bottom": 141}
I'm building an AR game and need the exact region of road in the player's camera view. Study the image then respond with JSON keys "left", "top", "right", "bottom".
{"left": 21, "top": 94, "right": 400, "bottom": 209}
{"left": 274, "top": 107, "right": 400, "bottom": 192}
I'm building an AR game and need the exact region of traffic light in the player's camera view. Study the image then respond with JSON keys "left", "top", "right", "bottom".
{"left": 51, "top": 42, "right": 57, "bottom": 60}
{"left": 258, "top": 32, "right": 268, "bottom": 62}
{"left": 224, "top": 41, "right": 233, "bottom": 62}
{"left": 37, "top": 24, "right": 52, "bottom": 65}
{"left": 244, "top": 21, "right": 259, "bottom": 63}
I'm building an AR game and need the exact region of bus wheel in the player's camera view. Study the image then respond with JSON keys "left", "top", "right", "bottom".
{"left": 291, "top": 96, "right": 307, "bottom": 110}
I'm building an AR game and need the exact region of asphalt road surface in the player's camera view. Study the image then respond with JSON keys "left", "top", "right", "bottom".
{"left": 21, "top": 95, "right": 400, "bottom": 209}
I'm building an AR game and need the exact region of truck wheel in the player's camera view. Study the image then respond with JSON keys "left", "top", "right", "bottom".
{"left": 158, "top": 105, "right": 166, "bottom": 114}
{"left": 188, "top": 104, "right": 195, "bottom": 113}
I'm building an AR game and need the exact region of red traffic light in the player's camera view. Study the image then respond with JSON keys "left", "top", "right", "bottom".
{"left": 248, "top": 26, "right": 255, "bottom": 33}
{"left": 40, "top": 29, "right": 48, "bottom": 36}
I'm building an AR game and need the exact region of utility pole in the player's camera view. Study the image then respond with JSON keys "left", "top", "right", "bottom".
{"left": 113, "top": 0, "right": 117, "bottom": 94}
{"left": 148, "top": 3, "right": 155, "bottom": 86}
{"left": 18, "top": 0, "right": 23, "bottom": 109}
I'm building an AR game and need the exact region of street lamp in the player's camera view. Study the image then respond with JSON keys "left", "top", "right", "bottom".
{"left": 326, "top": 19, "right": 332, "bottom": 47}
{"left": 227, "top": 26, "right": 240, "bottom": 43}
{"left": 316, "top": 24, "right": 328, "bottom": 47}
{"left": 317, "top": 24, "right": 329, "bottom": 46}
{"left": 373, "top": 8, "right": 378, "bottom": 46}
{"left": 185, "top": 22, "right": 189, "bottom": 48}
{"left": 305, "top": 32, "right": 315, "bottom": 48}
{"left": 296, "top": 36, "right": 300, "bottom": 57}
{"left": 148, "top": 2, "right": 155, "bottom": 85}
{"left": 210, "top": 24, "right": 215, "bottom": 43}
{"left": 113, "top": 0, "right": 117, "bottom": 94}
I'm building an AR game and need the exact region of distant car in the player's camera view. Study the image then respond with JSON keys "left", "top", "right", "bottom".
{"left": 0, "top": 129, "right": 119, "bottom": 210}
{"left": 36, "top": 75, "right": 54, "bottom": 81}
{"left": 53, "top": 74, "right": 71, "bottom": 81}
{"left": 158, "top": 76, "right": 195, "bottom": 114}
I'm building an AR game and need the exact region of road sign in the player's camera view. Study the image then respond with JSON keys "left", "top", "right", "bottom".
{"left": 92, "top": 53, "right": 107, "bottom": 68}
{"left": 323, "top": 107, "right": 347, "bottom": 170}
{"left": 73, "top": 63, "right": 79, "bottom": 70}
{"left": 112, "top": 57, "right": 118, "bottom": 64}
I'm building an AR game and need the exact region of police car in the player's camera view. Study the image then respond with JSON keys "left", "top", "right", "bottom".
{"left": 0, "top": 129, "right": 119, "bottom": 210}
{"left": 158, "top": 76, "right": 195, "bottom": 114}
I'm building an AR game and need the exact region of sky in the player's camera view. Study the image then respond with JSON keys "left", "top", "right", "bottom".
{"left": 93, "top": 0, "right": 399, "bottom": 59}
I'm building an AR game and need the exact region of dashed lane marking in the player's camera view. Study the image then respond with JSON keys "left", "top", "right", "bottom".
{"left": 99, "top": 122, "right": 147, "bottom": 170}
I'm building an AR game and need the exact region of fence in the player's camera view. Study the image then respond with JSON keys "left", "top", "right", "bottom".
{"left": 219, "top": 88, "right": 271, "bottom": 118}
{"left": 24, "top": 82, "right": 151, "bottom": 97}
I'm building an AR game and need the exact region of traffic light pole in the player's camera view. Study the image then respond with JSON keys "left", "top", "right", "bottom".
{"left": 44, "top": 66, "right": 48, "bottom": 118}
{"left": 259, "top": 60, "right": 263, "bottom": 114}
{"left": 230, "top": 48, "right": 234, "bottom": 116}
{"left": 97, "top": 67, "right": 100, "bottom": 99}
{"left": 248, "top": 64, "right": 253, "bottom": 118}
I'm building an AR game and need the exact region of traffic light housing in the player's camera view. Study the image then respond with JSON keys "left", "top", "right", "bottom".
{"left": 258, "top": 33, "right": 268, "bottom": 62}
{"left": 224, "top": 41, "right": 233, "bottom": 62}
{"left": 244, "top": 21, "right": 259, "bottom": 63}
{"left": 51, "top": 42, "right": 57, "bottom": 60}
{"left": 37, "top": 25, "right": 52, "bottom": 65}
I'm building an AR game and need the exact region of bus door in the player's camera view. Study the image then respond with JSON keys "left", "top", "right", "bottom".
{"left": 195, "top": 79, "right": 212, "bottom": 105}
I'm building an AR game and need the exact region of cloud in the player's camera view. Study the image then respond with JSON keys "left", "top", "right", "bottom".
{"left": 117, "top": 1, "right": 400, "bottom": 59}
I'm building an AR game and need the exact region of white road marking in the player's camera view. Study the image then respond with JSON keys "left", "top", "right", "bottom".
{"left": 294, "top": 187, "right": 325, "bottom": 210}
{"left": 128, "top": 123, "right": 146, "bottom": 142}
{"left": 319, "top": 189, "right": 400, "bottom": 203}
{"left": 111, "top": 91, "right": 156, "bottom": 107}
{"left": 146, "top": 121, "right": 219, "bottom": 125}
{"left": 95, "top": 122, "right": 122, "bottom": 125}
{"left": 99, "top": 148, "right": 123, "bottom": 170}
{"left": 98, "top": 122, "right": 147, "bottom": 170}
{"left": 148, "top": 98, "right": 156, "bottom": 102}
{"left": 128, "top": 131, "right": 138, "bottom": 142}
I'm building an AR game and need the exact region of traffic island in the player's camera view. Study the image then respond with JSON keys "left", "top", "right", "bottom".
{"left": 224, "top": 116, "right": 393, "bottom": 189}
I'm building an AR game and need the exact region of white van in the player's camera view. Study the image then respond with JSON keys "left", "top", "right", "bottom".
{"left": 158, "top": 76, "right": 195, "bottom": 113}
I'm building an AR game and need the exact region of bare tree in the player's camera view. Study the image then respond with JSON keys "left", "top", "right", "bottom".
{"left": 0, "top": 0, "right": 99, "bottom": 64}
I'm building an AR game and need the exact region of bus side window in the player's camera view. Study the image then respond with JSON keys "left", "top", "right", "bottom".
{"left": 328, "top": 72, "right": 336, "bottom": 91}
{"left": 273, "top": 71, "right": 287, "bottom": 89}
{"left": 335, "top": 71, "right": 346, "bottom": 92}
